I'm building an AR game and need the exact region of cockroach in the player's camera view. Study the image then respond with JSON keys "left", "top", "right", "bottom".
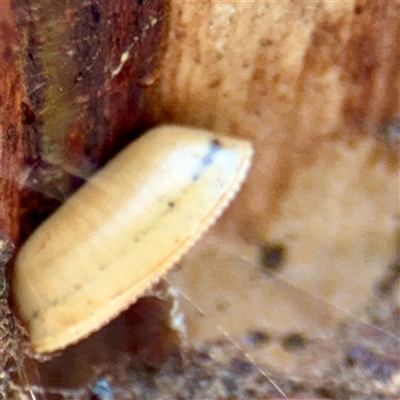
{"left": 12, "top": 125, "right": 253, "bottom": 354}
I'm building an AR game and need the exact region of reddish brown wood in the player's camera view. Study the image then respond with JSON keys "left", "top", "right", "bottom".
{"left": 2, "top": 0, "right": 168, "bottom": 242}
{"left": 0, "top": 0, "right": 24, "bottom": 249}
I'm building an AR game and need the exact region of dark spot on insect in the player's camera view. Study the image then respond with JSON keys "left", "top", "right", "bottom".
{"left": 211, "top": 138, "right": 222, "bottom": 148}
{"left": 281, "top": 332, "right": 308, "bottom": 351}
{"left": 248, "top": 329, "right": 271, "bottom": 346}
{"left": 192, "top": 138, "right": 222, "bottom": 181}
{"left": 73, "top": 283, "right": 82, "bottom": 291}
{"left": 231, "top": 357, "right": 254, "bottom": 375}
{"left": 21, "top": 101, "right": 36, "bottom": 125}
{"left": 259, "top": 243, "right": 286, "bottom": 274}
{"left": 99, "top": 264, "right": 107, "bottom": 271}
{"left": 167, "top": 201, "right": 175, "bottom": 209}
{"left": 49, "top": 299, "right": 60, "bottom": 307}
{"left": 90, "top": 4, "right": 102, "bottom": 23}
{"left": 137, "top": 0, "right": 147, "bottom": 4}
{"left": 32, "top": 311, "right": 39, "bottom": 319}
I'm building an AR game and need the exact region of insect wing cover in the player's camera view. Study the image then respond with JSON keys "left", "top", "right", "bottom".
{"left": 12, "top": 125, "right": 253, "bottom": 353}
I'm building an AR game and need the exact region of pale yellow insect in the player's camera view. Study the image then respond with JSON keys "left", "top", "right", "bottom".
{"left": 12, "top": 125, "right": 253, "bottom": 354}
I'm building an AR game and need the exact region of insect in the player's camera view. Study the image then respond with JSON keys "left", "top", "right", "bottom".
{"left": 12, "top": 125, "right": 253, "bottom": 354}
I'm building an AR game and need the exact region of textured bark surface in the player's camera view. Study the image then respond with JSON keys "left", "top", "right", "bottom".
{"left": 13, "top": 0, "right": 167, "bottom": 242}
{"left": 14, "top": 0, "right": 166, "bottom": 167}
{"left": 0, "top": 3, "right": 27, "bottom": 395}
{"left": 0, "top": 0, "right": 24, "bottom": 251}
